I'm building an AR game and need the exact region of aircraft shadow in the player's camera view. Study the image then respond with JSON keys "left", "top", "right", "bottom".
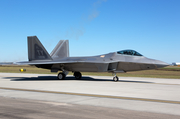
{"left": 7, "top": 76, "right": 111, "bottom": 82}
{"left": 3, "top": 76, "right": 153, "bottom": 83}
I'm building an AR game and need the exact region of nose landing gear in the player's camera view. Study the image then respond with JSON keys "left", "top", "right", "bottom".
{"left": 113, "top": 76, "right": 119, "bottom": 82}
{"left": 113, "top": 73, "right": 119, "bottom": 82}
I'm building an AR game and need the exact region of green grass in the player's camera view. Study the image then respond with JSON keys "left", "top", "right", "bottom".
{"left": 0, "top": 65, "right": 180, "bottom": 79}
{"left": 159, "top": 66, "right": 180, "bottom": 71}
{"left": 0, "top": 65, "right": 53, "bottom": 74}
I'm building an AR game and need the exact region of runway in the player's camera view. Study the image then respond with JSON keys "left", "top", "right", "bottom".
{"left": 0, "top": 73, "right": 180, "bottom": 118}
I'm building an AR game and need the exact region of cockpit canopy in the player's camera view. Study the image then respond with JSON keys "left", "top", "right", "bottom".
{"left": 117, "top": 50, "right": 143, "bottom": 56}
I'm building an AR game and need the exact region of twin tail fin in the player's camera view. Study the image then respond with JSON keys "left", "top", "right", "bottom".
{"left": 50, "top": 40, "right": 69, "bottom": 60}
{"left": 28, "top": 36, "right": 69, "bottom": 61}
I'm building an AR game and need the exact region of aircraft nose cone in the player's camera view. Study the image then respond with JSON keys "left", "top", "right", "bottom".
{"left": 154, "top": 60, "right": 169, "bottom": 68}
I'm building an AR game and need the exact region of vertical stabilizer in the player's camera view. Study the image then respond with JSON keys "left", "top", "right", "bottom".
{"left": 28, "top": 36, "right": 52, "bottom": 61}
{"left": 50, "top": 40, "right": 69, "bottom": 59}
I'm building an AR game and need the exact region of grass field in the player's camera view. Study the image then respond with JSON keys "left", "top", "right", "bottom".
{"left": 0, "top": 65, "right": 180, "bottom": 79}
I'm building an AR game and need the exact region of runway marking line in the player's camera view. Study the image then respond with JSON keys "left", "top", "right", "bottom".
{"left": 0, "top": 87, "right": 180, "bottom": 104}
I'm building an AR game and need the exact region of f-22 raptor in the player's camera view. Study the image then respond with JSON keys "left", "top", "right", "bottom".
{"left": 15, "top": 36, "right": 169, "bottom": 81}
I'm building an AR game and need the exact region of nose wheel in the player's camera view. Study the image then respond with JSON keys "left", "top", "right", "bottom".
{"left": 113, "top": 76, "right": 119, "bottom": 82}
{"left": 74, "top": 72, "right": 82, "bottom": 79}
{"left": 112, "top": 73, "right": 119, "bottom": 82}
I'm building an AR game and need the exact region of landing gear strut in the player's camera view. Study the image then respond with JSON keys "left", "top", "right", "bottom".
{"left": 74, "top": 72, "right": 82, "bottom": 79}
{"left": 113, "top": 73, "right": 119, "bottom": 82}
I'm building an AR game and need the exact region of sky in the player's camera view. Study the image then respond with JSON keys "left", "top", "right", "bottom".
{"left": 0, "top": 0, "right": 179, "bottom": 64}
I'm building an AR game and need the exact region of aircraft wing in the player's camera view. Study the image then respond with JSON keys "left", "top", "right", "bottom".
{"left": 15, "top": 60, "right": 109, "bottom": 65}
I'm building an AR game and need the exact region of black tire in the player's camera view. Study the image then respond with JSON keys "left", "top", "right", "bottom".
{"left": 58, "top": 73, "right": 65, "bottom": 80}
{"left": 113, "top": 76, "right": 119, "bottom": 82}
{"left": 74, "top": 72, "right": 82, "bottom": 79}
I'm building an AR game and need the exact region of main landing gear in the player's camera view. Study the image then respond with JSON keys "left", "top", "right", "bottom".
{"left": 57, "top": 72, "right": 66, "bottom": 80}
{"left": 73, "top": 72, "right": 82, "bottom": 79}
{"left": 57, "top": 71, "right": 82, "bottom": 80}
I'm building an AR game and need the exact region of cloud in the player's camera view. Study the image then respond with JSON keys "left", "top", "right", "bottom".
{"left": 65, "top": 0, "right": 107, "bottom": 40}
{"left": 65, "top": 27, "right": 85, "bottom": 40}
{"left": 88, "top": 0, "right": 107, "bottom": 21}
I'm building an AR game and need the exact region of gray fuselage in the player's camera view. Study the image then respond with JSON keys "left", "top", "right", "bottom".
{"left": 35, "top": 52, "right": 169, "bottom": 73}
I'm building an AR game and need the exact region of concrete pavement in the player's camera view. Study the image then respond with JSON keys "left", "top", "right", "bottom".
{"left": 0, "top": 73, "right": 180, "bottom": 118}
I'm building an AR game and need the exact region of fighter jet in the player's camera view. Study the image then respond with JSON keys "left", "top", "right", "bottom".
{"left": 15, "top": 36, "right": 169, "bottom": 81}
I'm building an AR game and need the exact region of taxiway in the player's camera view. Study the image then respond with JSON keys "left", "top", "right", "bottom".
{"left": 0, "top": 73, "right": 180, "bottom": 118}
